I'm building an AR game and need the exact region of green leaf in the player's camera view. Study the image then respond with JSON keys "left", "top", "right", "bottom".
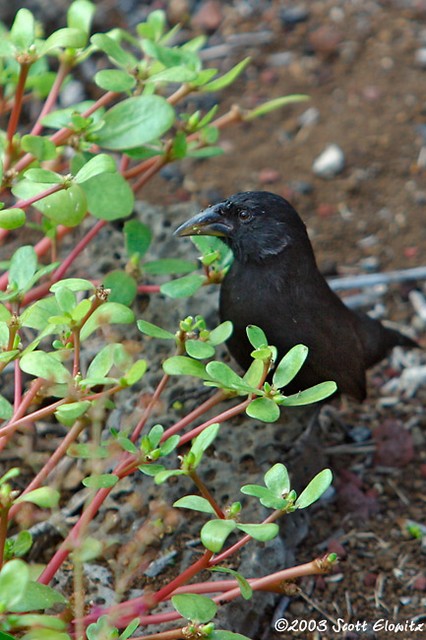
{"left": 246, "top": 325, "right": 267, "bottom": 349}
{"left": 201, "top": 519, "right": 236, "bottom": 553}
{"left": 39, "top": 27, "right": 88, "bottom": 55}
{"left": 211, "top": 566, "right": 252, "bottom": 600}
{"left": 210, "top": 631, "right": 252, "bottom": 640}
{"left": 80, "top": 302, "right": 134, "bottom": 340}
{"left": 16, "top": 487, "right": 60, "bottom": 508}
{"left": 10, "top": 580, "right": 66, "bottom": 613}
{"left": 0, "top": 207, "right": 26, "bottom": 230}
{"left": 67, "top": 0, "right": 96, "bottom": 34}
{"left": 0, "top": 468, "right": 20, "bottom": 485}
{"left": 41, "top": 100, "right": 97, "bottom": 129}
{"left": 86, "top": 343, "right": 118, "bottom": 379}
{"left": 143, "top": 258, "right": 196, "bottom": 275}
{"left": 122, "top": 359, "right": 147, "bottom": 386}
{"left": 74, "top": 154, "right": 116, "bottom": 183}
{"left": 162, "top": 355, "right": 209, "bottom": 379}
{"left": 154, "top": 469, "right": 186, "bottom": 484}
{"left": 246, "top": 397, "right": 280, "bottom": 422}
{"left": 12, "top": 181, "right": 87, "bottom": 226}
{"left": 281, "top": 381, "right": 337, "bottom": 406}
{"left": 11, "top": 530, "right": 33, "bottom": 558}
{"left": 82, "top": 474, "right": 119, "bottom": 489}
{"left": 240, "top": 484, "right": 286, "bottom": 510}
{"left": 21, "top": 135, "right": 57, "bottom": 161}
{"left": 160, "top": 274, "right": 205, "bottom": 298}
{"left": 272, "top": 344, "right": 309, "bottom": 389}
{"left": 190, "top": 423, "right": 220, "bottom": 463}
{"left": 208, "top": 321, "right": 233, "bottom": 346}
{"left": 50, "top": 278, "right": 95, "bottom": 293}
{"left": 20, "top": 351, "right": 71, "bottom": 383}
{"left": 137, "top": 319, "right": 174, "bottom": 340}
{"left": 124, "top": 219, "right": 152, "bottom": 258}
{"left": 243, "top": 359, "right": 264, "bottom": 388}
{"left": 9, "top": 246, "right": 37, "bottom": 292}
{"left": 96, "top": 95, "right": 175, "bottom": 150}
{"left": 173, "top": 495, "right": 216, "bottom": 514}
{"left": 202, "top": 58, "right": 251, "bottom": 92}
{"left": 245, "top": 95, "right": 310, "bottom": 121}
{"left": 295, "top": 469, "right": 333, "bottom": 509}
{"left": 264, "top": 463, "right": 290, "bottom": 496}
{"left": 90, "top": 32, "right": 137, "bottom": 67}
{"left": 0, "top": 395, "right": 13, "bottom": 420}
{"left": 55, "top": 401, "right": 91, "bottom": 427}
{"left": 103, "top": 270, "right": 137, "bottom": 306}
{"left": 237, "top": 522, "right": 279, "bottom": 542}
{"left": 25, "top": 168, "right": 62, "bottom": 183}
{"left": 185, "top": 340, "right": 215, "bottom": 360}
{"left": 205, "top": 361, "right": 253, "bottom": 393}
{"left": 54, "top": 286, "right": 76, "bottom": 314}
{"left": 81, "top": 171, "right": 134, "bottom": 221}
{"left": 10, "top": 9, "right": 35, "bottom": 50}
{"left": 171, "top": 593, "right": 217, "bottom": 624}
{"left": 0, "top": 559, "right": 29, "bottom": 609}
{"left": 95, "top": 69, "right": 136, "bottom": 92}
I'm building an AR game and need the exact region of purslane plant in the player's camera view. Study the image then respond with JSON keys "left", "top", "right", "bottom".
{"left": 0, "top": 2, "right": 339, "bottom": 639}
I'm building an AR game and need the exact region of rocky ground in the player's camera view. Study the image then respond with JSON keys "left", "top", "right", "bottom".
{"left": 1, "top": 1, "right": 426, "bottom": 639}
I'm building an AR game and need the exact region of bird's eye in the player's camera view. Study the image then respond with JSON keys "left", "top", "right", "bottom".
{"left": 238, "top": 210, "right": 253, "bottom": 222}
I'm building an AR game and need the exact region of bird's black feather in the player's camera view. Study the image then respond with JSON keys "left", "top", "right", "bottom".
{"left": 175, "top": 191, "right": 417, "bottom": 401}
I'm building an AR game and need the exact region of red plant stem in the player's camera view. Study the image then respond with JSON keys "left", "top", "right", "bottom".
{"left": 72, "top": 329, "right": 81, "bottom": 377}
{"left": 131, "top": 155, "right": 167, "bottom": 194}
{"left": 8, "top": 419, "right": 86, "bottom": 520}
{"left": 79, "top": 550, "right": 214, "bottom": 627}
{"left": 31, "top": 60, "right": 71, "bottom": 137}
{"left": 0, "top": 507, "right": 10, "bottom": 569}
{"left": 4, "top": 62, "right": 30, "bottom": 170}
{"left": 189, "top": 470, "right": 225, "bottom": 519}
{"left": 138, "top": 284, "right": 161, "bottom": 294}
{"left": 131, "top": 373, "right": 170, "bottom": 443}
{"left": 0, "top": 397, "right": 67, "bottom": 438}
{"left": 161, "top": 390, "right": 226, "bottom": 441}
{"left": 177, "top": 397, "right": 252, "bottom": 446}
{"left": 13, "top": 360, "right": 22, "bottom": 411}
{"left": 52, "top": 219, "right": 107, "bottom": 283}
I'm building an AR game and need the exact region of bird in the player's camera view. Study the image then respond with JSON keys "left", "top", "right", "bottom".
{"left": 174, "top": 191, "right": 418, "bottom": 401}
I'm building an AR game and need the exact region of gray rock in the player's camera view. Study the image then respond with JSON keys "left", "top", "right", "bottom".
{"left": 312, "top": 144, "right": 345, "bottom": 178}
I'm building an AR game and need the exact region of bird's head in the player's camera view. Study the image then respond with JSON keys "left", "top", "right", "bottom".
{"left": 174, "top": 191, "right": 311, "bottom": 263}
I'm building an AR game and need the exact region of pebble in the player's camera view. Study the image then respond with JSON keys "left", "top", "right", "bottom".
{"left": 280, "top": 5, "right": 310, "bottom": 26}
{"left": 258, "top": 168, "right": 280, "bottom": 184}
{"left": 266, "top": 51, "right": 295, "bottom": 67}
{"left": 289, "top": 180, "right": 314, "bottom": 195}
{"left": 308, "top": 25, "right": 342, "bottom": 57}
{"left": 192, "top": 0, "right": 223, "bottom": 33}
{"left": 312, "top": 144, "right": 345, "bottom": 178}
{"left": 298, "top": 106, "right": 320, "bottom": 128}
{"left": 415, "top": 47, "right": 426, "bottom": 68}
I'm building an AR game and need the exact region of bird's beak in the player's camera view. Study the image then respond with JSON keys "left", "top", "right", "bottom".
{"left": 174, "top": 205, "right": 232, "bottom": 238}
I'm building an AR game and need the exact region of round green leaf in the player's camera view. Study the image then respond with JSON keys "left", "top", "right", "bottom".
{"left": 0, "top": 394, "right": 13, "bottom": 420}
{"left": 21, "top": 134, "right": 57, "bottom": 161}
{"left": 160, "top": 274, "right": 205, "bottom": 299}
{"left": 122, "top": 359, "right": 147, "bottom": 386}
{"left": 171, "top": 593, "right": 217, "bottom": 624}
{"left": 0, "top": 559, "right": 29, "bottom": 609}
{"left": 82, "top": 474, "right": 119, "bottom": 489}
{"left": 163, "top": 355, "right": 208, "bottom": 379}
{"left": 50, "top": 278, "right": 95, "bottom": 293}
{"left": 246, "top": 397, "right": 280, "bottom": 422}
{"left": 10, "top": 9, "right": 35, "bottom": 50}
{"left": 79, "top": 302, "right": 134, "bottom": 340}
{"left": 206, "top": 361, "right": 252, "bottom": 392}
{"left": 103, "top": 270, "right": 137, "bottom": 306}
{"left": 95, "top": 69, "right": 136, "bottom": 92}
{"left": 0, "top": 207, "right": 26, "bottom": 230}
{"left": 200, "top": 519, "right": 236, "bottom": 553}
{"left": 16, "top": 487, "right": 60, "bottom": 508}
{"left": 96, "top": 95, "right": 175, "bottom": 150}
{"left": 173, "top": 495, "right": 216, "bottom": 514}
{"left": 264, "top": 463, "right": 290, "bottom": 496}
{"left": 81, "top": 172, "right": 134, "bottom": 221}
{"left": 124, "top": 219, "right": 152, "bottom": 258}
{"left": 20, "top": 351, "right": 71, "bottom": 383}
{"left": 237, "top": 522, "right": 279, "bottom": 542}
{"left": 185, "top": 339, "right": 215, "bottom": 360}
{"left": 246, "top": 325, "right": 268, "bottom": 349}
{"left": 143, "top": 258, "right": 197, "bottom": 275}
{"left": 55, "top": 401, "right": 91, "bottom": 427}
{"left": 208, "top": 320, "right": 233, "bottom": 346}
{"left": 74, "top": 153, "right": 116, "bottom": 183}
{"left": 10, "top": 580, "right": 66, "bottom": 613}
{"left": 39, "top": 27, "right": 87, "bottom": 55}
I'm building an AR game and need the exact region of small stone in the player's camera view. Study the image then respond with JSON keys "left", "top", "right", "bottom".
{"left": 316, "top": 203, "right": 336, "bottom": 217}
{"left": 258, "top": 168, "right": 280, "bottom": 184}
{"left": 280, "top": 5, "right": 309, "bottom": 26}
{"left": 348, "top": 425, "right": 372, "bottom": 443}
{"left": 327, "top": 539, "right": 346, "bottom": 558}
{"left": 289, "top": 180, "right": 314, "bottom": 195}
{"left": 415, "top": 47, "right": 426, "bottom": 68}
{"left": 364, "top": 572, "right": 378, "bottom": 587}
{"left": 412, "top": 575, "right": 426, "bottom": 591}
{"left": 192, "top": 0, "right": 223, "bottom": 33}
{"left": 298, "top": 106, "right": 320, "bottom": 128}
{"left": 267, "top": 51, "right": 295, "bottom": 67}
{"left": 308, "top": 26, "right": 342, "bottom": 57}
{"left": 312, "top": 144, "right": 345, "bottom": 178}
